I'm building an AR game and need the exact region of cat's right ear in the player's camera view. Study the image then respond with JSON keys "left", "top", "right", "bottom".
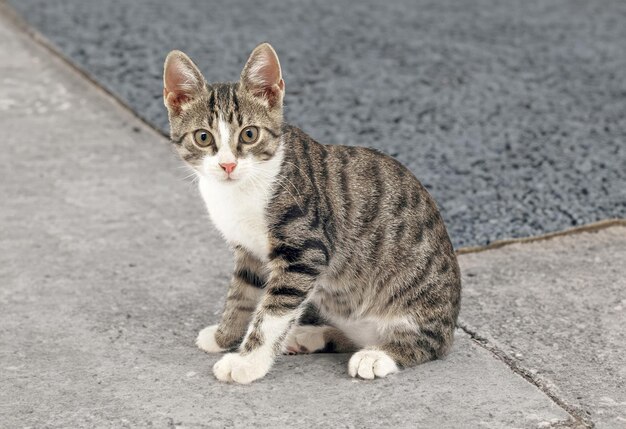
{"left": 163, "top": 50, "right": 206, "bottom": 113}
{"left": 240, "top": 43, "right": 285, "bottom": 109}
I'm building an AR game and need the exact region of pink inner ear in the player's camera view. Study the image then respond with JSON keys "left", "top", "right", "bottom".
{"left": 164, "top": 87, "right": 189, "bottom": 109}
{"left": 164, "top": 55, "right": 202, "bottom": 112}
{"left": 244, "top": 47, "right": 284, "bottom": 106}
{"left": 165, "top": 61, "right": 192, "bottom": 95}
{"left": 250, "top": 59, "right": 280, "bottom": 88}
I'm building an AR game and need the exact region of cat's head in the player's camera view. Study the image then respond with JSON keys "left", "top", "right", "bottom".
{"left": 163, "top": 43, "right": 285, "bottom": 183}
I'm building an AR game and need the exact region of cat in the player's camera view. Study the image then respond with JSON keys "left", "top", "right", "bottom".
{"left": 162, "top": 43, "right": 461, "bottom": 384}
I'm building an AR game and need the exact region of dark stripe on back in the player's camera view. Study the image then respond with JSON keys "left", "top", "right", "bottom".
{"left": 370, "top": 161, "right": 384, "bottom": 221}
{"left": 300, "top": 139, "right": 318, "bottom": 193}
{"left": 394, "top": 222, "right": 406, "bottom": 241}
{"left": 337, "top": 150, "right": 352, "bottom": 216}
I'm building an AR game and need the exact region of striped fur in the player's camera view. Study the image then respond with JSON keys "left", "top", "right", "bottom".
{"left": 163, "top": 44, "right": 461, "bottom": 383}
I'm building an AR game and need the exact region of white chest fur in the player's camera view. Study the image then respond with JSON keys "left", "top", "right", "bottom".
{"left": 197, "top": 150, "right": 283, "bottom": 261}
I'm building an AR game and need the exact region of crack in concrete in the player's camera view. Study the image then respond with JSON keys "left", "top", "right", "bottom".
{"left": 457, "top": 320, "right": 593, "bottom": 429}
{"left": 456, "top": 218, "right": 626, "bottom": 255}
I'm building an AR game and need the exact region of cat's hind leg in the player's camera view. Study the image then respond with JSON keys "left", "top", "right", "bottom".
{"left": 348, "top": 324, "right": 451, "bottom": 379}
{"left": 348, "top": 349, "right": 399, "bottom": 379}
{"left": 283, "top": 303, "right": 355, "bottom": 354}
{"left": 284, "top": 325, "right": 355, "bottom": 354}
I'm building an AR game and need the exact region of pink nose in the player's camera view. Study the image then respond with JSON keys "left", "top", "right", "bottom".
{"left": 219, "top": 162, "right": 237, "bottom": 174}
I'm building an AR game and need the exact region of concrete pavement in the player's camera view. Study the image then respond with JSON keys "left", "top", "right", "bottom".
{"left": 1, "top": 6, "right": 624, "bottom": 428}
{"left": 459, "top": 226, "right": 626, "bottom": 428}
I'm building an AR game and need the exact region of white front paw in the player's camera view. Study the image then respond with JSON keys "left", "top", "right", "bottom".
{"left": 348, "top": 350, "right": 399, "bottom": 380}
{"left": 213, "top": 352, "right": 272, "bottom": 384}
{"left": 196, "top": 325, "right": 226, "bottom": 353}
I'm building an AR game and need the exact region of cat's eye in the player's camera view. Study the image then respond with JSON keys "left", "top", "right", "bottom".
{"left": 193, "top": 129, "right": 214, "bottom": 148}
{"left": 239, "top": 126, "right": 259, "bottom": 144}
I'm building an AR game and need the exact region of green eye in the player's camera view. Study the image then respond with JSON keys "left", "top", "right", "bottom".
{"left": 240, "top": 126, "right": 259, "bottom": 144}
{"left": 193, "top": 129, "right": 213, "bottom": 148}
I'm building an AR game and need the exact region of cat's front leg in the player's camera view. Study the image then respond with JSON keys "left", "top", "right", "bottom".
{"left": 212, "top": 262, "right": 316, "bottom": 383}
{"left": 197, "top": 248, "right": 266, "bottom": 353}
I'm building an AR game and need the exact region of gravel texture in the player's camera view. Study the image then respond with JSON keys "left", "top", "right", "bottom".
{"left": 7, "top": 0, "right": 626, "bottom": 247}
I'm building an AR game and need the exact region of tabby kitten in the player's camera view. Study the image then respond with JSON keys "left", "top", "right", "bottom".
{"left": 163, "top": 43, "right": 461, "bottom": 384}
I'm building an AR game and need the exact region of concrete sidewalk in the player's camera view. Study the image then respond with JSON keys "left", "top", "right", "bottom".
{"left": 459, "top": 226, "right": 626, "bottom": 428}
{"left": 0, "top": 9, "right": 623, "bottom": 429}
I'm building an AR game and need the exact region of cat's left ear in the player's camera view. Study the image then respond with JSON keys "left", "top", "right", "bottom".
{"left": 163, "top": 50, "right": 206, "bottom": 113}
{"left": 240, "top": 43, "right": 285, "bottom": 109}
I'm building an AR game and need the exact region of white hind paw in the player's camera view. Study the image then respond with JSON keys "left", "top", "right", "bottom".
{"left": 284, "top": 325, "right": 327, "bottom": 354}
{"left": 348, "top": 350, "right": 399, "bottom": 379}
{"left": 196, "top": 325, "right": 226, "bottom": 353}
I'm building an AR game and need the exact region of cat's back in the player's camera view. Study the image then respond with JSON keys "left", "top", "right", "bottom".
{"left": 275, "top": 124, "right": 460, "bottom": 322}
{"left": 280, "top": 124, "right": 442, "bottom": 225}
{"left": 277, "top": 124, "right": 457, "bottom": 261}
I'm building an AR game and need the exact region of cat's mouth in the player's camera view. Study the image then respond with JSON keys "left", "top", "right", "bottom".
{"left": 203, "top": 167, "right": 242, "bottom": 183}
{"left": 219, "top": 172, "right": 242, "bottom": 183}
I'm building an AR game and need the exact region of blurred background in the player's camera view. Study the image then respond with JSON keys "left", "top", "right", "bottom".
{"left": 8, "top": 0, "right": 626, "bottom": 248}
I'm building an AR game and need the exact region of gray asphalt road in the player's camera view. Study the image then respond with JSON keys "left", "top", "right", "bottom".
{"left": 8, "top": 0, "right": 626, "bottom": 247}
